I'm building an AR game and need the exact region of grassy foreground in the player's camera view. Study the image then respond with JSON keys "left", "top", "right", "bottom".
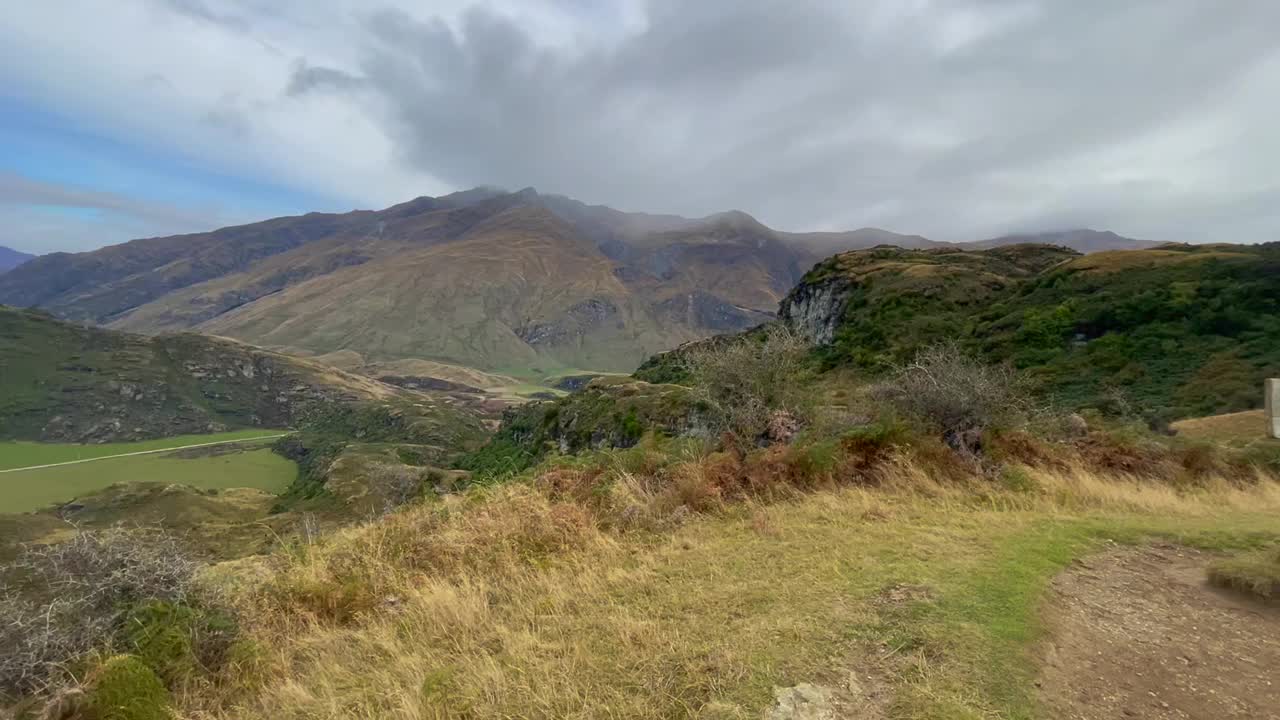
{"left": 0, "top": 429, "right": 285, "bottom": 471}
{"left": 179, "top": 446, "right": 1280, "bottom": 720}
{"left": 0, "top": 447, "right": 295, "bottom": 513}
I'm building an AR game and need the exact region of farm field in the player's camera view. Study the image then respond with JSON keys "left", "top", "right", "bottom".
{"left": 0, "top": 429, "right": 285, "bottom": 471}
{"left": 0, "top": 444, "right": 295, "bottom": 513}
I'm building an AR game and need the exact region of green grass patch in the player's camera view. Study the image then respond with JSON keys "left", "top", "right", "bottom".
{"left": 0, "top": 429, "right": 285, "bottom": 470}
{"left": 0, "top": 447, "right": 295, "bottom": 513}
{"left": 1207, "top": 546, "right": 1280, "bottom": 600}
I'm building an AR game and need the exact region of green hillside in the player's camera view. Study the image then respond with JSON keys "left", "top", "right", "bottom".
{"left": 776, "top": 243, "right": 1280, "bottom": 420}
{"left": 0, "top": 306, "right": 489, "bottom": 445}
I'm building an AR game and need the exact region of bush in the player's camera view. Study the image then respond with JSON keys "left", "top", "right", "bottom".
{"left": 89, "top": 655, "right": 170, "bottom": 720}
{"left": 872, "top": 342, "right": 1032, "bottom": 453}
{"left": 686, "top": 324, "right": 816, "bottom": 447}
{"left": 0, "top": 527, "right": 204, "bottom": 697}
{"left": 120, "top": 600, "right": 238, "bottom": 686}
{"left": 998, "top": 466, "right": 1038, "bottom": 493}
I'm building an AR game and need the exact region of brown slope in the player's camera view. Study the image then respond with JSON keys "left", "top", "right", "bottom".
{"left": 189, "top": 206, "right": 704, "bottom": 372}
{"left": 0, "top": 188, "right": 514, "bottom": 324}
{"left": 108, "top": 197, "right": 801, "bottom": 372}
{"left": 107, "top": 191, "right": 531, "bottom": 334}
{"left": 5, "top": 187, "right": 975, "bottom": 374}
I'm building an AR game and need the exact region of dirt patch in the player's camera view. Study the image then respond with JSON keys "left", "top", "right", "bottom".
{"left": 1038, "top": 543, "right": 1280, "bottom": 719}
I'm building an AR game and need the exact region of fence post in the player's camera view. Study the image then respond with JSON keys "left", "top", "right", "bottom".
{"left": 1268, "top": 379, "right": 1280, "bottom": 439}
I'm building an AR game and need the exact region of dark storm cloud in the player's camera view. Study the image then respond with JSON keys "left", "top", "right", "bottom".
{"left": 285, "top": 0, "right": 1280, "bottom": 243}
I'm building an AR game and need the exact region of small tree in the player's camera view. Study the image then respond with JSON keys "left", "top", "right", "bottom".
{"left": 874, "top": 342, "right": 1031, "bottom": 452}
{"left": 687, "top": 323, "right": 815, "bottom": 447}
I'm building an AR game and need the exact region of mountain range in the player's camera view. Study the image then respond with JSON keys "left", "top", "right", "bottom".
{"left": 0, "top": 187, "right": 1171, "bottom": 373}
{"left": 0, "top": 246, "right": 33, "bottom": 273}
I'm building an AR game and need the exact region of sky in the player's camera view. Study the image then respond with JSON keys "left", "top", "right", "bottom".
{"left": 1, "top": 0, "right": 1278, "bottom": 254}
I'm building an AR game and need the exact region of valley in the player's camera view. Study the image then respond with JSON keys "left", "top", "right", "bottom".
{"left": 1, "top": 196, "right": 1277, "bottom": 720}
{"left": 0, "top": 429, "right": 284, "bottom": 471}
{"left": 7, "top": 5, "right": 1278, "bottom": 717}
{"left": 0, "top": 441, "right": 292, "bottom": 514}
{"left": 0, "top": 187, "right": 1167, "bottom": 376}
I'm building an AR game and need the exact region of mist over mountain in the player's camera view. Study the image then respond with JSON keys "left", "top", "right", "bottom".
{"left": 0, "top": 187, "right": 1167, "bottom": 372}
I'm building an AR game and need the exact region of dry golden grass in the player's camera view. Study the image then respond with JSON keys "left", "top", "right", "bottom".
{"left": 1172, "top": 410, "right": 1277, "bottom": 447}
{"left": 174, "top": 442, "right": 1280, "bottom": 720}
{"left": 1065, "top": 249, "right": 1255, "bottom": 273}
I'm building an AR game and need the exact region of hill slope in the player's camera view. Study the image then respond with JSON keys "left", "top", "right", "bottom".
{"left": 0, "top": 305, "right": 487, "bottom": 445}
{"left": 0, "top": 187, "right": 1215, "bottom": 373}
{"left": 0, "top": 246, "right": 32, "bottom": 273}
{"left": 964, "top": 229, "right": 1163, "bottom": 253}
{"left": 779, "top": 243, "right": 1280, "bottom": 418}
{"left": 0, "top": 190, "right": 808, "bottom": 372}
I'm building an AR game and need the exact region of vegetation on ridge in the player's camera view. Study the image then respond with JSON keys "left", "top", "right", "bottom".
{"left": 774, "top": 243, "right": 1280, "bottom": 422}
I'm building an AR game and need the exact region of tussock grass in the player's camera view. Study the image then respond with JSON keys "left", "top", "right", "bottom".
{"left": 170, "top": 436, "right": 1280, "bottom": 720}
{"left": 1208, "top": 547, "right": 1280, "bottom": 600}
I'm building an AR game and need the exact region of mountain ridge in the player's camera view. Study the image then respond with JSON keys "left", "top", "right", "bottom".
{"left": 0, "top": 187, "right": 1194, "bottom": 372}
{"left": 0, "top": 305, "right": 491, "bottom": 444}
{"left": 0, "top": 245, "right": 33, "bottom": 273}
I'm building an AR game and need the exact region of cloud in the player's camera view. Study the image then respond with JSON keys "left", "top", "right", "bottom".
{"left": 2, "top": 0, "right": 1279, "bottom": 249}
{"left": 0, "top": 173, "right": 231, "bottom": 252}
{"left": 0, "top": 172, "right": 220, "bottom": 228}
{"left": 286, "top": 62, "right": 365, "bottom": 96}
{"left": 286, "top": 0, "right": 1280, "bottom": 243}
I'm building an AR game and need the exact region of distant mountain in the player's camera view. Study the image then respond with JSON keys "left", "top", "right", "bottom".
{"left": 0, "top": 188, "right": 1207, "bottom": 373}
{"left": 0, "top": 189, "right": 815, "bottom": 372}
{"left": 965, "top": 229, "right": 1163, "bottom": 253}
{"left": 782, "top": 227, "right": 943, "bottom": 255}
{"left": 0, "top": 246, "right": 33, "bottom": 273}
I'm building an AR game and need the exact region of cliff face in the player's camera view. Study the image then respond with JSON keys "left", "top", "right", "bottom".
{"left": 777, "top": 275, "right": 853, "bottom": 346}
{"left": 777, "top": 244, "right": 1081, "bottom": 351}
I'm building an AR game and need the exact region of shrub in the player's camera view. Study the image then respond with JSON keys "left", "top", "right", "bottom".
{"left": 0, "top": 527, "right": 204, "bottom": 696}
{"left": 686, "top": 324, "right": 816, "bottom": 447}
{"left": 89, "top": 655, "right": 170, "bottom": 720}
{"left": 120, "top": 600, "right": 238, "bottom": 686}
{"left": 998, "top": 466, "right": 1037, "bottom": 493}
{"left": 872, "top": 342, "right": 1031, "bottom": 453}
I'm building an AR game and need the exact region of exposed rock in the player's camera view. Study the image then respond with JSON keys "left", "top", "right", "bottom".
{"left": 518, "top": 298, "right": 620, "bottom": 347}
{"left": 778, "top": 277, "right": 852, "bottom": 346}
{"left": 764, "top": 683, "right": 836, "bottom": 720}
{"left": 653, "top": 290, "right": 774, "bottom": 333}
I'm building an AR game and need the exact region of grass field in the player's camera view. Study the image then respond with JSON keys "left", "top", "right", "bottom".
{"left": 0, "top": 429, "right": 286, "bottom": 471}
{"left": 0, "top": 446, "right": 295, "bottom": 513}
{"left": 183, "top": 444, "right": 1280, "bottom": 720}
{"left": 1172, "top": 409, "right": 1278, "bottom": 447}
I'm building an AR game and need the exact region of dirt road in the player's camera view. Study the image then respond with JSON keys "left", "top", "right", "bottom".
{"left": 1039, "top": 543, "right": 1280, "bottom": 719}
